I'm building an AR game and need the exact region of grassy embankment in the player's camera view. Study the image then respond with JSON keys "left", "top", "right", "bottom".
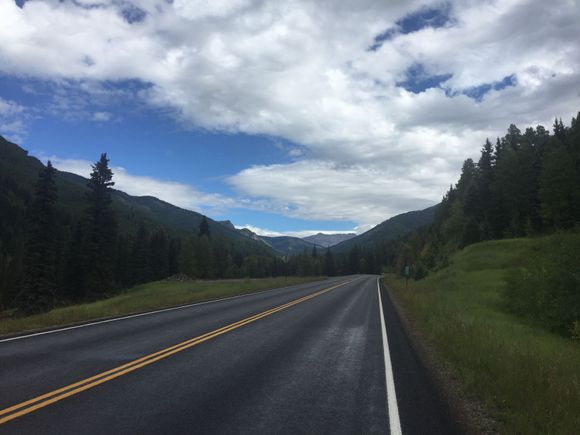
{"left": 0, "top": 276, "right": 324, "bottom": 336}
{"left": 385, "top": 235, "right": 580, "bottom": 434}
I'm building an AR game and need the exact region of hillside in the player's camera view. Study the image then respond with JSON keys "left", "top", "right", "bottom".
{"left": 0, "top": 136, "right": 273, "bottom": 257}
{"left": 385, "top": 234, "right": 580, "bottom": 433}
{"left": 228, "top": 225, "right": 323, "bottom": 256}
{"left": 260, "top": 235, "right": 321, "bottom": 256}
{"left": 302, "top": 233, "right": 355, "bottom": 248}
{"left": 331, "top": 205, "right": 438, "bottom": 253}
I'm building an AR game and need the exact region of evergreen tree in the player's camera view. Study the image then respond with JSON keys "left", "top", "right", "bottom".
{"left": 168, "top": 238, "right": 181, "bottom": 276}
{"left": 17, "top": 162, "right": 59, "bottom": 313}
{"left": 196, "top": 235, "right": 213, "bottom": 278}
{"left": 84, "top": 153, "right": 117, "bottom": 297}
{"left": 324, "top": 248, "right": 336, "bottom": 276}
{"left": 553, "top": 117, "right": 567, "bottom": 143}
{"left": 178, "top": 236, "right": 198, "bottom": 278}
{"left": 477, "top": 139, "right": 495, "bottom": 238}
{"left": 114, "top": 234, "right": 131, "bottom": 287}
{"left": 148, "top": 229, "right": 169, "bottom": 281}
{"left": 347, "top": 245, "right": 361, "bottom": 274}
{"left": 540, "top": 140, "right": 577, "bottom": 228}
{"left": 212, "top": 236, "right": 230, "bottom": 278}
{"left": 505, "top": 123, "right": 522, "bottom": 150}
{"left": 456, "top": 158, "right": 478, "bottom": 199}
{"left": 130, "top": 223, "right": 149, "bottom": 284}
{"left": 64, "top": 222, "right": 85, "bottom": 301}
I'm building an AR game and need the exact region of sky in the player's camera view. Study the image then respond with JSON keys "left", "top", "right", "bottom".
{"left": 0, "top": 0, "right": 579, "bottom": 236}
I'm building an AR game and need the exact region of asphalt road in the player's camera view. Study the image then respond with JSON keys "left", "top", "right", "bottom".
{"left": 0, "top": 275, "right": 457, "bottom": 434}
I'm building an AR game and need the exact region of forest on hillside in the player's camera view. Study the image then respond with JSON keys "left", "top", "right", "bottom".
{"left": 0, "top": 153, "right": 286, "bottom": 314}
{"left": 386, "top": 114, "right": 580, "bottom": 272}
{"left": 0, "top": 149, "right": 352, "bottom": 314}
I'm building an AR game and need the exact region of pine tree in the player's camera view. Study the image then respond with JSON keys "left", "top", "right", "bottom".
{"left": 17, "top": 161, "right": 59, "bottom": 313}
{"left": 130, "top": 223, "right": 149, "bottom": 284}
{"left": 540, "top": 140, "right": 576, "bottom": 228}
{"left": 348, "top": 245, "right": 361, "bottom": 274}
{"left": 196, "top": 235, "right": 213, "bottom": 278}
{"left": 178, "top": 237, "right": 198, "bottom": 278}
{"left": 168, "top": 238, "right": 181, "bottom": 276}
{"left": 553, "top": 117, "right": 567, "bottom": 143}
{"left": 477, "top": 139, "right": 494, "bottom": 238}
{"left": 148, "top": 229, "right": 169, "bottom": 281}
{"left": 114, "top": 235, "right": 131, "bottom": 287}
{"left": 84, "top": 153, "right": 117, "bottom": 297}
{"left": 505, "top": 124, "right": 522, "bottom": 150}
{"left": 456, "top": 158, "right": 478, "bottom": 199}
{"left": 212, "top": 237, "right": 230, "bottom": 278}
{"left": 324, "top": 248, "right": 336, "bottom": 276}
{"left": 64, "top": 222, "right": 85, "bottom": 301}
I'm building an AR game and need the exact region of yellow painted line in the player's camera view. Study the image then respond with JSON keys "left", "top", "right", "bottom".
{"left": 0, "top": 283, "right": 327, "bottom": 418}
{"left": 0, "top": 279, "right": 355, "bottom": 426}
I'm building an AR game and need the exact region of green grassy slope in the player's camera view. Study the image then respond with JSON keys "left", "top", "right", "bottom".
{"left": 385, "top": 236, "right": 580, "bottom": 434}
{"left": 0, "top": 276, "right": 324, "bottom": 336}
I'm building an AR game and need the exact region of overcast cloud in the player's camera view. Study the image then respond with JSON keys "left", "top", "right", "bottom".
{"left": 2, "top": 0, "right": 579, "bottom": 230}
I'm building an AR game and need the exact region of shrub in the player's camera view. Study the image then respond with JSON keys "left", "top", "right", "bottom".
{"left": 505, "top": 233, "right": 580, "bottom": 336}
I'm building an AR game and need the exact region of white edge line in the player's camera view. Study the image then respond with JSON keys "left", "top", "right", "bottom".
{"left": 0, "top": 278, "right": 340, "bottom": 344}
{"left": 377, "top": 278, "right": 403, "bottom": 435}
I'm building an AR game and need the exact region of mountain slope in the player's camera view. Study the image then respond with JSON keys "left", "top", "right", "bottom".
{"left": 229, "top": 224, "right": 322, "bottom": 256}
{"left": 260, "top": 235, "right": 321, "bottom": 256}
{"left": 331, "top": 205, "right": 438, "bottom": 253}
{"left": 0, "top": 136, "right": 274, "bottom": 256}
{"left": 302, "top": 233, "right": 355, "bottom": 248}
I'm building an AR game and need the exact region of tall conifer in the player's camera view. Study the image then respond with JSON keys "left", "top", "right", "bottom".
{"left": 18, "top": 161, "right": 59, "bottom": 313}
{"left": 84, "top": 153, "right": 117, "bottom": 297}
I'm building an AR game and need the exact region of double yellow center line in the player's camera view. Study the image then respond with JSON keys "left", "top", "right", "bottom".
{"left": 0, "top": 279, "right": 354, "bottom": 426}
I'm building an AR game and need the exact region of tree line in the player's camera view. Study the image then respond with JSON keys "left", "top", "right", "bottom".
{"left": 1, "top": 148, "right": 371, "bottom": 315}
{"left": 3, "top": 155, "right": 304, "bottom": 314}
{"left": 385, "top": 112, "right": 580, "bottom": 275}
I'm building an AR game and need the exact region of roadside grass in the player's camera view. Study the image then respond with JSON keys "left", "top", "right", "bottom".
{"left": 385, "top": 236, "right": 580, "bottom": 434}
{"left": 0, "top": 276, "right": 324, "bottom": 337}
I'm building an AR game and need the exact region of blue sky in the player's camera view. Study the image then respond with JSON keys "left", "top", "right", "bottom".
{"left": 1, "top": 0, "right": 578, "bottom": 235}
{"left": 0, "top": 73, "right": 357, "bottom": 234}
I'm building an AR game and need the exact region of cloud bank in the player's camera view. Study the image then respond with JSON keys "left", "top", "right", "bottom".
{"left": 2, "top": 0, "right": 579, "bottom": 229}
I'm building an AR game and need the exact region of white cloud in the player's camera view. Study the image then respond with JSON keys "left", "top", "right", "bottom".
{"left": 0, "top": 97, "right": 24, "bottom": 116}
{"left": 0, "top": 97, "right": 27, "bottom": 143}
{"left": 287, "top": 147, "right": 303, "bottom": 157}
{"left": 229, "top": 160, "right": 439, "bottom": 229}
{"left": 42, "top": 155, "right": 235, "bottom": 214}
{"left": 1, "top": 0, "right": 579, "bottom": 228}
{"left": 91, "top": 111, "right": 113, "bottom": 122}
{"left": 173, "top": 0, "right": 251, "bottom": 21}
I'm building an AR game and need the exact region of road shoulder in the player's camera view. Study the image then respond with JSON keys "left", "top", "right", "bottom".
{"left": 380, "top": 278, "right": 498, "bottom": 435}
